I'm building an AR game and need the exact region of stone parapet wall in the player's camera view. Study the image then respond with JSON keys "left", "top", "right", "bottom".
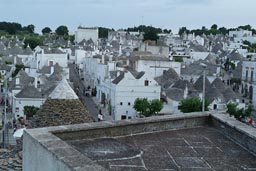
{"left": 54, "top": 112, "right": 209, "bottom": 141}
{"left": 211, "top": 113, "right": 256, "bottom": 155}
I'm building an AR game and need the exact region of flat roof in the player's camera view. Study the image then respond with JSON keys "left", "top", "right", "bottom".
{"left": 23, "top": 113, "right": 256, "bottom": 171}
{"left": 67, "top": 126, "right": 256, "bottom": 171}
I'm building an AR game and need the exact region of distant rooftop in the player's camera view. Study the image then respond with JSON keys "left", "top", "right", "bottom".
{"left": 77, "top": 26, "right": 98, "bottom": 30}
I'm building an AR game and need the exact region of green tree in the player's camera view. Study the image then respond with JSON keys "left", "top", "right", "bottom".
{"left": 42, "top": 27, "right": 52, "bottom": 34}
{"left": 243, "top": 40, "right": 251, "bottom": 46}
{"left": 218, "top": 27, "right": 228, "bottom": 35}
{"left": 0, "top": 22, "right": 22, "bottom": 34}
{"left": 99, "top": 27, "right": 114, "bottom": 38}
{"left": 24, "top": 106, "right": 40, "bottom": 119}
{"left": 144, "top": 29, "right": 158, "bottom": 41}
{"left": 23, "top": 24, "right": 35, "bottom": 33}
{"left": 133, "top": 98, "right": 150, "bottom": 117}
{"left": 69, "top": 35, "right": 75, "bottom": 44}
{"left": 55, "top": 25, "right": 69, "bottom": 36}
{"left": 178, "top": 27, "right": 190, "bottom": 36}
{"left": 24, "top": 36, "right": 43, "bottom": 49}
{"left": 12, "top": 64, "right": 25, "bottom": 77}
{"left": 163, "top": 29, "right": 172, "bottom": 34}
{"left": 178, "top": 98, "right": 209, "bottom": 113}
{"left": 211, "top": 24, "right": 218, "bottom": 30}
{"left": 238, "top": 24, "right": 252, "bottom": 31}
{"left": 134, "top": 98, "right": 163, "bottom": 117}
{"left": 149, "top": 99, "right": 163, "bottom": 115}
{"left": 227, "top": 103, "right": 253, "bottom": 120}
{"left": 126, "top": 25, "right": 163, "bottom": 41}
{"left": 202, "top": 26, "right": 207, "bottom": 31}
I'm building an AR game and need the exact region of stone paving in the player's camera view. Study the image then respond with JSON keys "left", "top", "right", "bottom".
{"left": 68, "top": 126, "right": 256, "bottom": 171}
{"left": 69, "top": 63, "right": 113, "bottom": 122}
{"left": 0, "top": 145, "right": 22, "bottom": 171}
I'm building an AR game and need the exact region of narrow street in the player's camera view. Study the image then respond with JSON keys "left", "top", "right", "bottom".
{"left": 69, "top": 64, "right": 99, "bottom": 121}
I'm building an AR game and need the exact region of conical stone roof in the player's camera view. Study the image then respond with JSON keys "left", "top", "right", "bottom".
{"left": 211, "top": 78, "right": 226, "bottom": 92}
{"left": 48, "top": 79, "right": 78, "bottom": 99}
{"left": 194, "top": 75, "right": 211, "bottom": 91}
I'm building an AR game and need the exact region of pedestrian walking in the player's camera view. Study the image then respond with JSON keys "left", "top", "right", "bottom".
{"left": 98, "top": 113, "right": 103, "bottom": 121}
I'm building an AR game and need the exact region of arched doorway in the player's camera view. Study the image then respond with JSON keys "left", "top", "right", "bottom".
{"left": 101, "top": 93, "right": 106, "bottom": 107}
{"left": 244, "top": 84, "right": 248, "bottom": 97}
{"left": 249, "top": 86, "right": 253, "bottom": 100}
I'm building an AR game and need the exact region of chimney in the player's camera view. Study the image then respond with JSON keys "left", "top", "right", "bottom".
{"left": 199, "top": 92, "right": 203, "bottom": 100}
{"left": 101, "top": 55, "right": 105, "bottom": 64}
{"left": 183, "top": 84, "right": 188, "bottom": 99}
{"left": 50, "top": 66, "right": 54, "bottom": 75}
{"left": 34, "top": 77, "right": 38, "bottom": 88}
{"left": 15, "top": 77, "right": 20, "bottom": 85}
{"left": 14, "top": 56, "right": 17, "bottom": 65}
{"left": 117, "top": 71, "right": 120, "bottom": 77}
{"left": 126, "top": 58, "right": 130, "bottom": 66}
{"left": 119, "top": 44, "right": 122, "bottom": 56}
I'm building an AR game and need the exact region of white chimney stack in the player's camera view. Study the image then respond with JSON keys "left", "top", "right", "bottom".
{"left": 14, "top": 56, "right": 17, "bottom": 65}
{"left": 15, "top": 77, "right": 20, "bottom": 85}
{"left": 126, "top": 59, "right": 130, "bottom": 66}
{"left": 117, "top": 71, "right": 120, "bottom": 77}
{"left": 101, "top": 55, "right": 105, "bottom": 64}
{"left": 119, "top": 44, "right": 122, "bottom": 56}
{"left": 50, "top": 66, "right": 54, "bottom": 75}
{"left": 34, "top": 77, "right": 38, "bottom": 88}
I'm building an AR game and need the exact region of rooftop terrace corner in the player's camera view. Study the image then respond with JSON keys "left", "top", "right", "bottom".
{"left": 23, "top": 112, "right": 256, "bottom": 171}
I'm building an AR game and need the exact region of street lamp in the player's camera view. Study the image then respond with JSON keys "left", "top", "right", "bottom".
{"left": 202, "top": 70, "right": 206, "bottom": 112}
{"left": 200, "top": 63, "right": 207, "bottom": 112}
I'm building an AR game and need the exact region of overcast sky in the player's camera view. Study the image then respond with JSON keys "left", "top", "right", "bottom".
{"left": 1, "top": 0, "right": 256, "bottom": 34}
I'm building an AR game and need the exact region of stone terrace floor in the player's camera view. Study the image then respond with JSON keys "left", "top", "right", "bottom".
{"left": 67, "top": 126, "right": 256, "bottom": 171}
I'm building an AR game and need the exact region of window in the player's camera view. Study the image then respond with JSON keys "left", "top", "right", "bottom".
{"left": 144, "top": 80, "right": 149, "bottom": 86}
{"left": 49, "top": 61, "right": 54, "bottom": 66}
{"left": 128, "top": 102, "right": 131, "bottom": 106}
{"left": 128, "top": 116, "right": 132, "bottom": 119}
{"left": 121, "top": 115, "right": 126, "bottom": 120}
{"left": 251, "top": 68, "right": 254, "bottom": 82}
{"left": 120, "top": 102, "right": 123, "bottom": 105}
{"left": 213, "top": 104, "right": 217, "bottom": 110}
{"left": 245, "top": 68, "right": 248, "bottom": 81}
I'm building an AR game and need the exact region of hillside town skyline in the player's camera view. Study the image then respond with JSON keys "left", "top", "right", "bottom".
{"left": 1, "top": 0, "right": 256, "bottom": 33}
{"left": 0, "top": 17, "right": 256, "bottom": 170}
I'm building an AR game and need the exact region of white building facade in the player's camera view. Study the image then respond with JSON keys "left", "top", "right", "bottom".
{"left": 75, "top": 27, "right": 99, "bottom": 44}
{"left": 12, "top": 97, "right": 45, "bottom": 119}
{"left": 241, "top": 60, "right": 256, "bottom": 105}
{"left": 109, "top": 71, "right": 161, "bottom": 120}
{"left": 135, "top": 58, "right": 181, "bottom": 78}
{"left": 34, "top": 46, "right": 68, "bottom": 70}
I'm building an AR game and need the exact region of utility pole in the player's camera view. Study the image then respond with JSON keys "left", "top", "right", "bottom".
{"left": 200, "top": 63, "right": 207, "bottom": 113}
{"left": 2, "top": 79, "right": 7, "bottom": 148}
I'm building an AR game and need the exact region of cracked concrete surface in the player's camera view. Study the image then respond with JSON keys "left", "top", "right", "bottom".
{"left": 67, "top": 127, "right": 256, "bottom": 171}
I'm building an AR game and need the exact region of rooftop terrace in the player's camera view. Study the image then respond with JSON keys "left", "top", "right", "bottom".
{"left": 67, "top": 127, "right": 255, "bottom": 171}
{"left": 23, "top": 113, "right": 256, "bottom": 171}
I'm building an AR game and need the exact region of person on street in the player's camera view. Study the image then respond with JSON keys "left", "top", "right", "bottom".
{"left": 98, "top": 113, "right": 103, "bottom": 121}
